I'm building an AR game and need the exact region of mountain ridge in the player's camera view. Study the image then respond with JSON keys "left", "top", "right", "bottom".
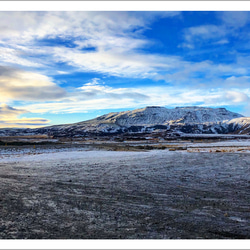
{"left": 56, "top": 106, "right": 243, "bottom": 127}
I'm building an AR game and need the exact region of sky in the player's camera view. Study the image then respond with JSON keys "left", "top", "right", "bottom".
{"left": 1, "top": 8, "right": 250, "bottom": 128}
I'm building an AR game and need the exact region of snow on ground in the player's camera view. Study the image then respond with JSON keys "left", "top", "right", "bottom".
{"left": 187, "top": 140, "right": 250, "bottom": 147}
{"left": 0, "top": 144, "right": 249, "bottom": 239}
{"left": 0, "top": 148, "right": 156, "bottom": 164}
{"left": 0, "top": 145, "right": 92, "bottom": 162}
{"left": 0, "top": 139, "right": 250, "bottom": 163}
{"left": 181, "top": 134, "right": 250, "bottom": 138}
{"left": 185, "top": 139, "right": 250, "bottom": 153}
{"left": 0, "top": 146, "right": 74, "bottom": 155}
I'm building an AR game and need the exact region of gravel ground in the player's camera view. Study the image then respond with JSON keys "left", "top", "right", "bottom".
{"left": 0, "top": 149, "right": 249, "bottom": 239}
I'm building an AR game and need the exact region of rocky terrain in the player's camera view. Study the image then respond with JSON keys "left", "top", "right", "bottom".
{"left": 1, "top": 106, "right": 250, "bottom": 138}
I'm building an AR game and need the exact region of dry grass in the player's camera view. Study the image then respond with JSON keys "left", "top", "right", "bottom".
{"left": 168, "top": 148, "right": 176, "bottom": 151}
{"left": 187, "top": 146, "right": 250, "bottom": 153}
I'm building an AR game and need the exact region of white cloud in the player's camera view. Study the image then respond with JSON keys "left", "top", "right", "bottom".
{"left": 84, "top": 78, "right": 102, "bottom": 86}
{"left": 0, "top": 11, "right": 179, "bottom": 45}
{"left": 52, "top": 46, "right": 181, "bottom": 79}
{"left": 203, "top": 89, "right": 250, "bottom": 107}
{"left": 0, "top": 11, "right": 182, "bottom": 79}
{"left": 225, "top": 90, "right": 250, "bottom": 103}
{"left": 0, "top": 46, "right": 42, "bottom": 67}
{"left": 75, "top": 80, "right": 150, "bottom": 103}
{"left": 224, "top": 76, "right": 250, "bottom": 87}
{"left": 1, "top": 11, "right": 249, "bottom": 90}
{"left": 0, "top": 66, "right": 66, "bottom": 102}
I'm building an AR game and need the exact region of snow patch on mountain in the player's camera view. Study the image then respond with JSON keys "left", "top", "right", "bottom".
{"left": 80, "top": 106, "right": 243, "bottom": 127}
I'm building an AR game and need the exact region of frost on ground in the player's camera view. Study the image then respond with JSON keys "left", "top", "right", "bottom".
{"left": 185, "top": 140, "right": 250, "bottom": 153}
{"left": 0, "top": 146, "right": 249, "bottom": 239}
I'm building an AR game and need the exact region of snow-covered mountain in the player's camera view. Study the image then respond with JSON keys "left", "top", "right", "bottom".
{"left": 92, "top": 106, "right": 242, "bottom": 126}
{"left": 32, "top": 106, "right": 247, "bottom": 136}
{"left": 227, "top": 117, "right": 250, "bottom": 134}
{"left": 1, "top": 106, "right": 249, "bottom": 137}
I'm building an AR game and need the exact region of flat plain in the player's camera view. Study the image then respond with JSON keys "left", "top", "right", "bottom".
{"left": 0, "top": 140, "right": 249, "bottom": 239}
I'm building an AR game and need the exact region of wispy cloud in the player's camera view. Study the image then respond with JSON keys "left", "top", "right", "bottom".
{"left": 19, "top": 80, "right": 250, "bottom": 115}
{"left": 77, "top": 79, "right": 150, "bottom": 101}
{"left": 0, "top": 103, "right": 50, "bottom": 128}
{"left": 0, "top": 46, "right": 42, "bottom": 67}
{"left": 160, "top": 60, "right": 249, "bottom": 88}
{"left": 0, "top": 103, "right": 26, "bottom": 117}
{"left": 52, "top": 46, "right": 182, "bottom": 79}
{"left": 181, "top": 12, "right": 250, "bottom": 49}
{"left": 220, "top": 11, "right": 250, "bottom": 28}
{"left": 184, "top": 25, "right": 226, "bottom": 46}
{"left": 1, "top": 11, "right": 250, "bottom": 87}
{"left": 0, "top": 12, "right": 181, "bottom": 78}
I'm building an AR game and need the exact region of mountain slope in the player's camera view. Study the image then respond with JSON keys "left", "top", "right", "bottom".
{"left": 62, "top": 106, "right": 242, "bottom": 127}
{"left": 228, "top": 117, "right": 250, "bottom": 134}
{"left": 33, "top": 106, "right": 245, "bottom": 136}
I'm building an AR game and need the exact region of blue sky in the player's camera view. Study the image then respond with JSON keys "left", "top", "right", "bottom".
{"left": 1, "top": 10, "right": 250, "bottom": 128}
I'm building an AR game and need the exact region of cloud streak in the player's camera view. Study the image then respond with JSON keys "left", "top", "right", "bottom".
{"left": 19, "top": 80, "right": 250, "bottom": 115}
{"left": 0, "top": 103, "right": 50, "bottom": 128}
{"left": 181, "top": 12, "right": 250, "bottom": 50}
